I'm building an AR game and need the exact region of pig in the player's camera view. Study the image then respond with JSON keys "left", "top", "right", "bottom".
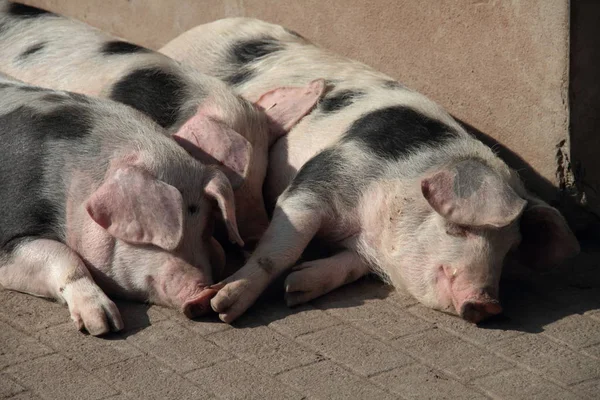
{"left": 0, "top": 1, "right": 325, "bottom": 247}
{"left": 0, "top": 74, "right": 244, "bottom": 335}
{"left": 160, "top": 18, "right": 581, "bottom": 324}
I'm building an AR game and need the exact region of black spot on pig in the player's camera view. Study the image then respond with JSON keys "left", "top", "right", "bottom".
{"left": 0, "top": 106, "right": 69, "bottom": 249}
{"left": 102, "top": 41, "right": 149, "bottom": 55}
{"left": 110, "top": 67, "right": 186, "bottom": 128}
{"left": 343, "top": 106, "right": 457, "bottom": 160}
{"left": 67, "top": 92, "right": 91, "bottom": 104}
{"left": 17, "top": 85, "right": 45, "bottom": 92}
{"left": 35, "top": 104, "right": 94, "bottom": 140}
{"left": 41, "top": 93, "right": 69, "bottom": 103}
{"left": 225, "top": 37, "right": 283, "bottom": 85}
{"left": 7, "top": 3, "right": 56, "bottom": 18}
{"left": 230, "top": 37, "right": 283, "bottom": 65}
{"left": 257, "top": 257, "right": 275, "bottom": 275}
{"left": 18, "top": 42, "right": 45, "bottom": 60}
{"left": 382, "top": 80, "right": 406, "bottom": 90}
{"left": 319, "top": 89, "right": 365, "bottom": 114}
{"left": 287, "top": 148, "right": 342, "bottom": 200}
{"left": 224, "top": 69, "right": 256, "bottom": 86}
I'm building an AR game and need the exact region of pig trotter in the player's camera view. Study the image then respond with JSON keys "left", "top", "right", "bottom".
{"left": 0, "top": 238, "right": 123, "bottom": 336}
{"left": 211, "top": 203, "right": 323, "bottom": 323}
{"left": 284, "top": 250, "right": 370, "bottom": 307}
{"left": 62, "top": 279, "right": 124, "bottom": 335}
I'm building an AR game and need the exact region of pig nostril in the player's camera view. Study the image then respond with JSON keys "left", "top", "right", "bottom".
{"left": 460, "top": 301, "right": 502, "bottom": 324}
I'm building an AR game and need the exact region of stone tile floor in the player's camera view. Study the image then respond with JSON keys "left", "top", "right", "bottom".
{"left": 1, "top": 242, "right": 599, "bottom": 399}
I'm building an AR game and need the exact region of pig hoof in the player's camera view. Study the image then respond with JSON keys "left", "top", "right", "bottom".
{"left": 284, "top": 266, "right": 328, "bottom": 306}
{"left": 210, "top": 279, "right": 259, "bottom": 323}
{"left": 63, "top": 281, "right": 124, "bottom": 336}
{"left": 182, "top": 288, "right": 219, "bottom": 319}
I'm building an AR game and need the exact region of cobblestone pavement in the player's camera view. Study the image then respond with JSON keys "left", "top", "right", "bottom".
{"left": 1, "top": 241, "right": 599, "bottom": 400}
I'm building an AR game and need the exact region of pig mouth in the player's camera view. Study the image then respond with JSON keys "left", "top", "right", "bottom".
{"left": 182, "top": 287, "right": 220, "bottom": 318}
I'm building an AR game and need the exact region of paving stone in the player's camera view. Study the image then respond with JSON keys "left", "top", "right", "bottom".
{"left": 4, "top": 392, "right": 43, "bottom": 400}
{"left": 95, "top": 356, "right": 210, "bottom": 400}
{"left": 582, "top": 343, "right": 600, "bottom": 359}
{"left": 167, "top": 311, "right": 232, "bottom": 336}
{"left": 572, "top": 378, "right": 600, "bottom": 399}
{"left": 394, "top": 328, "right": 513, "bottom": 381}
{"left": 312, "top": 279, "right": 394, "bottom": 311}
{"left": 126, "top": 319, "right": 230, "bottom": 373}
{"left": 385, "top": 286, "right": 420, "bottom": 308}
{"left": 297, "top": 325, "right": 412, "bottom": 376}
{"left": 114, "top": 301, "right": 168, "bottom": 333}
{"left": 0, "top": 373, "right": 25, "bottom": 398}
{"left": 207, "top": 324, "right": 319, "bottom": 375}
{"left": 370, "top": 363, "right": 487, "bottom": 399}
{"left": 492, "top": 334, "right": 600, "bottom": 385}
{"left": 36, "top": 323, "right": 141, "bottom": 371}
{"left": 0, "top": 290, "right": 68, "bottom": 332}
{"left": 187, "top": 359, "right": 303, "bottom": 400}
{"left": 407, "top": 304, "right": 523, "bottom": 345}
{"left": 542, "top": 314, "right": 600, "bottom": 349}
{"left": 473, "top": 368, "right": 581, "bottom": 400}
{"left": 5, "top": 354, "right": 117, "bottom": 400}
{"left": 0, "top": 320, "right": 54, "bottom": 369}
{"left": 278, "top": 360, "right": 396, "bottom": 400}
{"left": 324, "top": 299, "right": 433, "bottom": 341}
{"left": 256, "top": 300, "right": 341, "bottom": 338}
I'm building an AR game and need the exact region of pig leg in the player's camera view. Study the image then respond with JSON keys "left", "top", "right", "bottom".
{"left": 210, "top": 202, "right": 322, "bottom": 323}
{"left": 284, "top": 250, "right": 370, "bottom": 306}
{"left": 0, "top": 239, "right": 123, "bottom": 336}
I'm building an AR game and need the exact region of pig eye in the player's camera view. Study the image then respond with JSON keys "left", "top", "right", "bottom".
{"left": 187, "top": 204, "right": 199, "bottom": 214}
{"left": 446, "top": 224, "right": 468, "bottom": 237}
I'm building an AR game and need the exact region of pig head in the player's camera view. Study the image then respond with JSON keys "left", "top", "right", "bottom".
{"left": 173, "top": 79, "right": 325, "bottom": 247}
{"left": 367, "top": 159, "right": 579, "bottom": 323}
{"left": 79, "top": 154, "right": 242, "bottom": 318}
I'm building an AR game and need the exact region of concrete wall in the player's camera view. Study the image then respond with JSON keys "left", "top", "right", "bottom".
{"left": 22, "top": 0, "right": 597, "bottom": 228}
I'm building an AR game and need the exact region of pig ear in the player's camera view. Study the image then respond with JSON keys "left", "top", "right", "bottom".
{"left": 204, "top": 168, "right": 244, "bottom": 247}
{"left": 517, "top": 201, "right": 580, "bottom": 268}
{"left": 173, "top": 114, "right": 251, "bottom": 189}
{"left": 86, "top": 166, "right": 184, "bottom": 251}
{"left": 255, "top": 79, "right": 326, "bottom": 144}
{"left": 421, "top": 160, "right": 527, "bottom": 228}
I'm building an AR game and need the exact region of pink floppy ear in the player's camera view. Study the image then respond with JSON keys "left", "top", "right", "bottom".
{"left": 421, "top": 160, "right": 527, "bottom": 228}
{"left": 86, "top": 166, "right": 184, "bottom": 251}
{"left": 173, "top": 113, "right": 251, "bottom": 189}
{"left": 204, "top": 167, "right": 244, "bottom": 247}
{"left": 255, "top": 79, "right": 326, "bottom": 145}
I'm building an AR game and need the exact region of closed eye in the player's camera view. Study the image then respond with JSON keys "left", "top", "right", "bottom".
{"left": 446, "top": 224, "right": 468, "bottom": 237}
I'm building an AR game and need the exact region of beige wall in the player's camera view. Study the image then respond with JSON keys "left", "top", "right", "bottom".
{"left": 22, "top": 0, "right": 596, "bottom": 227}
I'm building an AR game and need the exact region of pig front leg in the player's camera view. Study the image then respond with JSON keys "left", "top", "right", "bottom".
{"left": 284, "top": 250, "right": 371, "bottom": 306}
{"left": 210, "top": 199, "right": 323, "bottom": 323}
{"left": 0, "top": 239, "right": 123, "bottom": 336}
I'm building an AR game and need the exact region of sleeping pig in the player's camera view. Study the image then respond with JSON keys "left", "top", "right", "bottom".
{"left": 0, "top": 2, "right": 325, "bottom": 246}
{"left": 160, "top": 18, "right": 580, "bottom": 324}
{"left": 0, "top": 74, "right": 242, "bottom": 335}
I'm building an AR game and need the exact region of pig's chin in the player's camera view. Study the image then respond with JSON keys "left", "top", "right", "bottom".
{"left": 431, "top": 265, "right": 459, "bottom": 315}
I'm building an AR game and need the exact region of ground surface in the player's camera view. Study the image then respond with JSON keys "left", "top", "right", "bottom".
{"left": 1, "top": 243, "right": 599, "bottom": 400}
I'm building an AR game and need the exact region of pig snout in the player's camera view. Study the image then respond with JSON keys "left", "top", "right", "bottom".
{"left": 459, "top": 298, "right": 502, "bottom": 324}
{"left": 152, "top": 258, "right": 219, "bottom": 318}
{"left": 439, "top": 265, "right": 502, "bottom": 323}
